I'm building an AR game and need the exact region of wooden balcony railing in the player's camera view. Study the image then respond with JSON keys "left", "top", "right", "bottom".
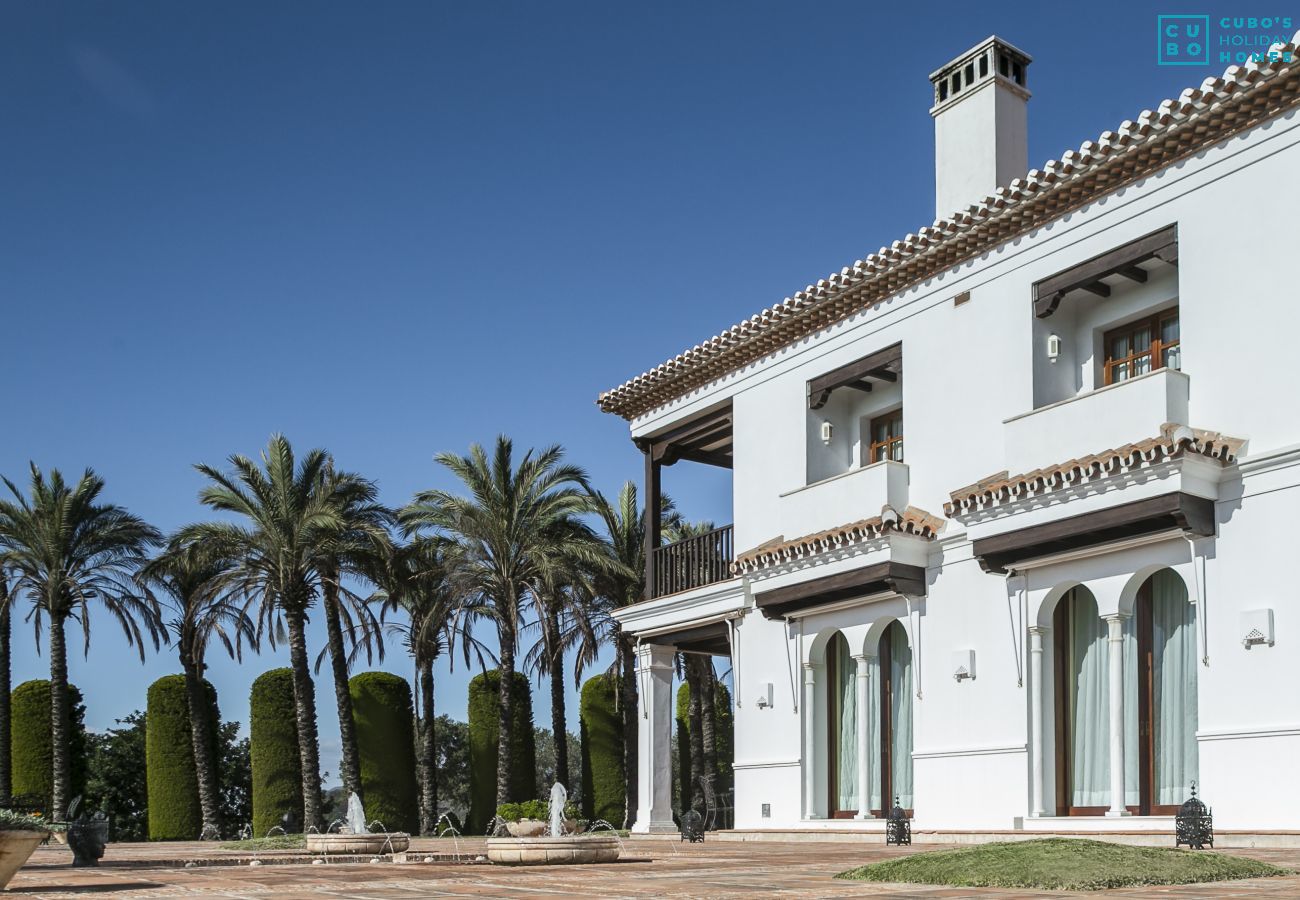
{"left": 650, "top": 524, "right": 735, "bottom": 598}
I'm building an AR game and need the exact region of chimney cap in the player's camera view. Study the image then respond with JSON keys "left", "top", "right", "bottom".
{"left": 929, "top": 35, "right": 1032, "bottom": 114}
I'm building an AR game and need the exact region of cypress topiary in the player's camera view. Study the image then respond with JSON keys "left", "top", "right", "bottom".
{"left": 145, "top": 674, "right": 219, "bottom": 840}
{"left": 349, "top": 671, "right": 419, "bottom": 834}
{"left": 11, "top": 680, "right": 87, "bottom": 808}
{"left": 466, "top": 670, "right": 535, "bottom": 833}
{"left": 578, "top": 673, "right": 624, "bottom": 825}
{"left": 250, "top": 668, "right": 302, "bottom": 836}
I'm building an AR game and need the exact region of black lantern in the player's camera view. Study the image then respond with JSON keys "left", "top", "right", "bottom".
{"left": 679, "top": 809, "right": 705, "bottom": 843}
{"left": 885, "top": 797, "right": 911, "bottom": 846}
{"left": 1175, "top": 782, "right": 1213, "bottom": 850}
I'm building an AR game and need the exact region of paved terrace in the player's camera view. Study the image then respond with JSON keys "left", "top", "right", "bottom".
{"left": 13, "top": 837, "right": 1300, "bottom": 899}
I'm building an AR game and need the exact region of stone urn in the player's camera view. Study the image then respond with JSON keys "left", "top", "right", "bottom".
{"left": 504, "top": 819, "right": 575, "bottom": 837}
{"left": 0, "top": 830, "right": 49, "bottom": 890}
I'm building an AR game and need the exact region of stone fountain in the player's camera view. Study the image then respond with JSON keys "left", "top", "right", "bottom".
{"left": 304, "top": 793, "right": 410, "bottom": 856}
{"left": 486, "top": 783, "right": 620, "bottom": 866}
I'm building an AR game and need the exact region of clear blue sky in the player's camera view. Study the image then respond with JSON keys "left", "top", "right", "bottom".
{"left": 0, "top": 1, "right": 1259, "bottom": 784}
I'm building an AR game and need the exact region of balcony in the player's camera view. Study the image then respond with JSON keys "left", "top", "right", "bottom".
{"left": 775, "top": 459, "right": 910, "bottom": 542}
{"left": 1003, "top": 368, "right": 1190, "bottom": 475}
{"left": 650, "top": 524, "right": 734, "bottom": 599}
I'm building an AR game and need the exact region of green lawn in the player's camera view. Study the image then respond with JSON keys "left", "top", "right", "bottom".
{"left": 836, "top": 838, "right": 1288, "bottom": 891}
{"left": 218, "top": 834, "right": 307, "bottom": 851}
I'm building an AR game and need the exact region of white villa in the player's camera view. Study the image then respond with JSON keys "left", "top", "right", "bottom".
{"left": 599, "top": 34, "right": 1300, "bottom": 841}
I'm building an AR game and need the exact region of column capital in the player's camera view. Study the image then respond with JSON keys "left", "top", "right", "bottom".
{"left": 635, "top": 642, "right": 676, "bottom": 671}
{"left": 1027, "top": 624, "right": 1051, "bottom": 636}
{"left": 1101, "top": 612, "right": 1130, "bottom": 623}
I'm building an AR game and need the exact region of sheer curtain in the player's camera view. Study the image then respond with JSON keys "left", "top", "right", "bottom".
{"left": 1152, "top": 571, "right": 1198, "bottom": 805}
{"left": 1124, "top": 613, "right": 1139, "bottom": 808}
{"left": 1069, "top": 590, "right": 1109, "bottom": 807}
{"left": 889, "top": 623, "right": 914, "bottom": 809}
{"left": 867, "top": 654, "right": 882, "bottom": 812}
{"left": 833, "top": 634, "right": 858, "bottom": 811}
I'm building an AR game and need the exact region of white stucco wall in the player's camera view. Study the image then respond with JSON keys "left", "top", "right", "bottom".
{"left": 620, "top": 105, "right": 1300, "bottom": 833}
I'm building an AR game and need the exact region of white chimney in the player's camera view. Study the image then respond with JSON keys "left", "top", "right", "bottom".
{"left": 930, "top": 36, "right": 1031, "bottom": 220}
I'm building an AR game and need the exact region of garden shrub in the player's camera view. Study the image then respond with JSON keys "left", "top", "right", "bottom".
{"left": 145, "top": 674, "right": 219, "bottom": 840}
{"left": 496, "top": 798, "right": 575, "bottom": 822}
{"left": 578, "top": 674, "right": 623, "bottom": 825}
{"left": 11, "top": 680, "right": 87, "bottom": 809}
{"left": 466, "top": 670, "right": 535, "bottom": 833}
{"left": 349, "top": 671, "right": 419, "bottom": 834}
{"left": 250, "top": 668, "right": 302, "bottom": 836}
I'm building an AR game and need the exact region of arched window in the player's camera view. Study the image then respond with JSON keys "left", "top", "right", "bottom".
{"left": 870, "top": 620, "right": 913, "bottom": 815}
{"left": 1053, "top": 573, "right": 1197, "bottom": 815}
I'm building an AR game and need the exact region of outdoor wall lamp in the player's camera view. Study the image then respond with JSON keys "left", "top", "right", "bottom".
{"left": 1047, "top": 333, "right": 1062, "bottom": 363}
{"left": 820, "top": 420, "right": 834, "bottom": 444}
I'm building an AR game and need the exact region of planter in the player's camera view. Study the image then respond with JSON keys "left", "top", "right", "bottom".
{"left": 304, "top": 832, "right": 410, "bottom": 855}
{"left": 486, "top": 834, "right": 620, "bottom": 866}
{"left": 0, "top": 831, "right": 49, "bottom": 890}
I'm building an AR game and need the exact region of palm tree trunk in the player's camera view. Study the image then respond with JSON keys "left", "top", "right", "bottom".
{"left": 618, "top": 634, "right": 638, "bottom": 829}
{"left": 417, "top": 656, "right": 437, "bottom": 835}
{"left": 700, "top": 657, "right": 719, "bottom": 809}
{"left": 182, "top": 653, "right": 221, "bottom": 837}
{"left": 685, "top": 656, "right": 705, "bottom": 812}
{"left": 546, "top": 606, "right": 568, "bottom": 790}
{"left": 322, "top": 578, "right": 362, "bottom": 801}
{"left": 0, "top": 585, "right": 11, "bottom": 808}
{"left": 495, "top": 619, "right": 516, "bottom": 807}
{"left": 48, "top": 614, "right": 71, "bottom": 819}
{"left": 285, "top": 605, "right": 324, "bottom": 831}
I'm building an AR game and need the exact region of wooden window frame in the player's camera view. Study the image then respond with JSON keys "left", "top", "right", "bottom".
{"left": 873, "top": 622, "right": 913, "bottom": 818}
{"left": 1053, "top": 583, "right": 1182, "bottom": 817}
{"left": 865, "top": 408, "right": 904, "bottom": 466}
{"left": 1102, "top": 308, "right": 1180, "bottom": 386}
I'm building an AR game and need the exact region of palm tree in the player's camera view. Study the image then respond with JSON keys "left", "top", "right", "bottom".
{"left": 0, "top": 465, "right": 162, "bottom": 818}
{"left": 0, "top": 570, "right": 13, "bottom": 807}
{"left": 313, "top": 465, "right": 393, "bottom": 804}
{"left": 571, "top": 482, "right": 675, "bottom": 828}
{"left": 400, "top": 436, "right": 599, "bottom": 809}
{"left": 182, "top": 435, "right": 346, "bottom": 829}
{"left": 375, "top": 539, "right": 485, "bottom": 834}
{"left": 139, "top": 539, "right": 256, "bottom": 837}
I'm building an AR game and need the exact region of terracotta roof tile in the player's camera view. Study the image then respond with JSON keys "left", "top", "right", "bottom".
{"left": 598, "top": 33, "right": 1300, "bottom": 420}
{"left": 732, "top": 505, "right": 944, "bottom": 574}
{"left": 944, "top": 424, "right": 1245, "bottom": 517}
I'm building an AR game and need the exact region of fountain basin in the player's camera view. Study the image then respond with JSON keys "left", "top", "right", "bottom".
{"left": 305, "top": 833, "right": 410, "bottom": 855}
{"left": 486, "top": 834, "right": 620, "bottom": 866}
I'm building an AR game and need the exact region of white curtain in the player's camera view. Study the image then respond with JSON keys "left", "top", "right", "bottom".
{"left": 867, "top": 654, "right": 882, "bottom": 812}
{"left": 833, "top": 634, "right": 858, "bottom": 811}
{"left": 1152, "top": 570, "right": 1198, "bottom": 805}
{"left": 1123, "top": 613, "right": 1139, "bottom": 808}
{"left": 1069, "top": 590, "right": 1110, "bottom": 807}
{"left": 889, "top": 623, "right": 914, "bottom": 809}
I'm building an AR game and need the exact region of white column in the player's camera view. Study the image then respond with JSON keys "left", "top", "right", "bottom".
{"left": 1028, "top": 626, "right": 1047, "bottom": 817}
{"left": 1104, "top": 615, "right": 1130, "bottom": 817}
{"left": 802, "top": 663, "right": 818, "bottom": 819}
{"left": 632, "top": 643, "right": 677, "bottom": 833}
{"left": 853, "top": 655, "right": 872, "bottom": 819}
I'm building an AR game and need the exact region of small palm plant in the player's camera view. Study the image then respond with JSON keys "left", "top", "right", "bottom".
{"left": 0, "top": 465, "right": 162, "bottom": 819}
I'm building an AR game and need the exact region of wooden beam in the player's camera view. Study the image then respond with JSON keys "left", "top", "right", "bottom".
{"left": 1117, "top": 265, "right": 1149, "bottom": 284}
{"left": 643, "top": 449, "right": 661, "bottom": 599}
{"left": 971, "top": 491, "right": 1214, "bottom": 574}
{"left": 755, "top": 561, "right": 926, "bottom": 619}
{"left": 808, "top": 343, "right": 903, "bottom": 409}
{"left": 1034, "top": 225, "right": 1177, "bottom": 318}
{"left": 844, "top": 382, "right": 874, "bottom": 394}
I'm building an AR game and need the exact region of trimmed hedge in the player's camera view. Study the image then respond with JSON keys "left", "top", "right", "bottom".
{"left": 146, "top": 675, "right": 219, "bottom": 840}
{"left": 11, "top": 679, "right": 87, "bottom": 807}
{"left": 250, "top": 668, "right": 302, "bottom": 836}
{"left": 675, "top": 679, "right": 734, "bottom": 807}
{"left": 579, "top": 674, "right": 624, "bottom": 825}
{"left": 466, "top": 670, "right": 535, "bottom": 833}
{"left": 349, "top": 671, "right": 419, "bottom": 834}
